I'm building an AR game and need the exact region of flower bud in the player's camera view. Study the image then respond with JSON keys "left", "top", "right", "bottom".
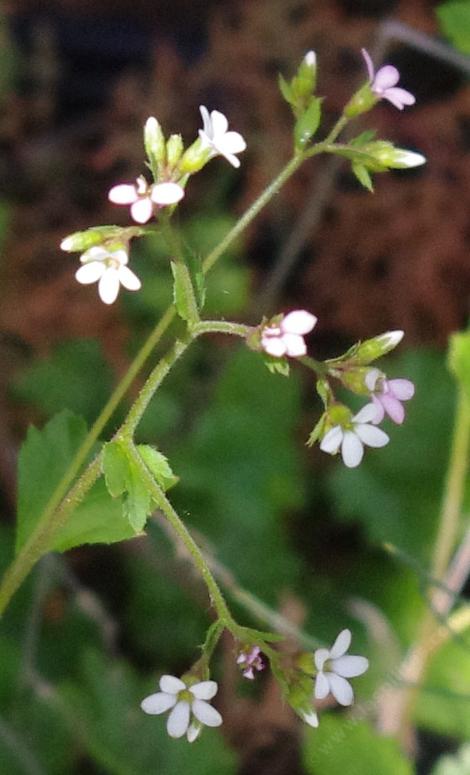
{"left": 166, "top": 134, "right": 184, "bottom": 168}
{"left": 287, "top": 675, "right": 319, "bottom": 728}
{"left": 179, "top": 138, "right": 212, "bottom": 174}
{"left": 144, "top": 117, "right": 166, "bottom": 171}
{"left": 60, "top": 225, "right": 144, "bottom": 253}
{"left": 344, "top": 83, "right": 377, "bottom": 118}
{"left": 292, "top": 50, "right": 317, "bottom": 101}
{"left": 355, "top": 330, "right": 404, "bottom": 364}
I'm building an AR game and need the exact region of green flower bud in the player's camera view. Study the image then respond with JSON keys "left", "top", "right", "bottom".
{"left": 340, "top": 367, "right": 376, "bottom": 395}
{"left": 344, "top": 82, "right": 377, "bottom": 118}
{"left": 179, "top": 138, "right": 212, "bottom": 174}
{"left": 355, "top": 331, "right": 404, "bottom": 365}
{"left": 144, "top": 117, "right": 166, "bottom": 172}
{"left": 60, "top": 225, "right": 144, "bottom": 253}
{"left": 166, "top": 133, "right": 184, "bottom": 168}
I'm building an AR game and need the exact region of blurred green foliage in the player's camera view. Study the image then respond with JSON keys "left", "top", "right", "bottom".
{"left": 432, "top": 744, "right": 470, "bottom": 774}
{"left": 437, "top": 1, "right": 470, "bottom": 54}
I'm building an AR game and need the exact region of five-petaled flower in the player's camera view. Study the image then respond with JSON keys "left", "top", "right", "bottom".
{"left": 237, "top": 646, "right": 264, "bottom": 680}
{"left": 108, "top": 175, "right": 184, "bottom": 224}
{"left": 141, "top": 674, "right": 222, "bottom": 742}
{"left": 365, "top": 368, "right": 415, "bottom": 425}
{"left": 320, "top": 404, "right": 389, "bottom": 468}
{"left": 75, "top": 245, "right": 141, "bottom": 305}
{"left": 261, "top": 310, "right": 317, "bottom": 358}
{"left": 199, "top": 106, "right": 247, "bottom": 168}
{"left": 362, "top": 48, "right": 416, "bottom": 110}
{"left": 314, "top": 629, "right": 369, "bottom": 707}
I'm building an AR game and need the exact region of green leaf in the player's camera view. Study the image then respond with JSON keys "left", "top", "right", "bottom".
{"left": 302, "top": 715, "right": 414, "bottom": 775}
{"left": 138, "top": 444, "right": 178, "bottom": 491}
{"left": 17, "top": 411, "right": 137, "bottom": 554}
{"left": 350, "top": 129, "right": 377, "bottom": 147}
{"left": 437, "top": 1, "right": 470, "bottom": 53}
{"left": 278, "top": 73, "right": 295, "bottom": 105}
{"left": 171, "top": 259, "right": 200, "bottom": 323}
{"left": 102, "top": 441, "right": 128, "bottom": 497}
{"left": 353, "top": 163, "right": 374, "bottom": 191}
{"left": 294, "top": 97, "right": 322, "bottom": 149}
{"left": 432, "top": 744, "right": 470, "bottom": 774}
{"left": 102, "top": 440, "right": 152, "bottom": 532}
{"left": 448, "top": 330, "right": 470, "bottom": 401}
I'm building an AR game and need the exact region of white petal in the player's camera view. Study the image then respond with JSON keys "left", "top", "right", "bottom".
{"left": 304, "top": 50, "right": 316, "bottom": 67}
{"left": 354, "top": 423, "right": 389, "bottom": 448}
{"left": 81, "top": 246, "right": 109, "bottom": 262}
{"left": 192, "top": 699, "right": 222, "bottom": 727}
{"left": 361, "top": 48, "right": 375, "bottom": 82}
{"left": 393, "top": 150, "right": 425, "bottom": 167}
{"left": 371, "top": 396, "right": 385, "bottom": 425}
{"left": 388, "top": 379, "right": 415, "bottom": 400}
{"left": 118, "top": 265, "right": 141, "bottom": 291}
{"left": 75, "top": 262, "right": 105, "bottom": 285}
{"left": 329, "top": 629, "right": 352, "bottom": 659}
{"left": 167, "top": 701, "right": 191, "bottom": 738}
{"left": 151, "top": 182, "right": 185, "bottom": 206}
{"left": 186, "top": 722, "right": 202, "bottom": 742}
{"left": 341, "top": 432, "right": 364, "bottom": 468}
{"left": 365, "top": 368, "right": 381, "bottom": 391}
{"left": 262, "top": 336, "right": 287, "bottom": 358}
{"left": 282, "top": 333, "right": 307, "bottom": 357}
{"left": 141, "top": 691, "right": 177, "bottom": 715}
{"left": 98, "top": 268, "right": 120, "bottom": 304}
{"left": 301, "top": 708, "right": 319, "bottom": 728}
{"left": 60, "top": 236, "right": 75, "bottom": 252}
{"left": 314, "top": 648, "right": 330, "bottom": 671}
{"left": 220, "top": 131, "right": 246, "bottom": 154}
{"left": 352, "top": 404, "right": 378, "bottom": 424}
{"left": 320, "top": 426, "right": 343, "bottom": 455}
{"left": 190, "top": 681, "right": 218, "bottom": 701}
{"left": 110, "top": 249, "right": 128, "bottom": 266}
{"left": 282, "top": 310, "right": 317, "bottom": 335}
{"left": 210, "top": 109, "right": 229, "bottom": 138}
{"left": 108, "top": 184, "right": 138, "bottom": 205}
{"left": 378, "top": 330, "right": 403, "bottom": 349}
{"left": 328, "top": 673, "right": 354, "bottom": 706}
{"left": 160, "top": 675, "right": 186, "bottom": 694}
{"left": 199, "top": 105, "right": 212, "bottom": 137}
{"left": 130, "top": 198, "right": 154, "bottom": 224}
{"left": 331, "top": 655, "right": 369, "bottom": 678}
{"left": 314, "top": 671, "right": 330, "bottom": 700}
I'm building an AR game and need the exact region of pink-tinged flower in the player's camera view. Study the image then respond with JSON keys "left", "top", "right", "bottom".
{"left": 199, "top": 106, "right": 246, "bottom": 168}
{"left": 261, "top": 310, "right": 317, "bottom": 358}
{"left": 365, "top": 368, "right": 415, "bottom": 425}
{"left": 141, "top": 674, "right": 222, "bottom": 742}
{"left": 75, "top": 245, "right": 141, "bottom": 305}
{"left": 320, "top": 404, "right": 389, "bottom": 468}
{"left": 361, "top": 48, "right": 416, "bottom": 110}
{"left": 108, "top": 176, "right": 184, "bottom": 224}
{"left": 236, "top": 646, "right": 264, "bottom": 680}
{"left": 314, "top": 629, "right": 369, "bottom": 707}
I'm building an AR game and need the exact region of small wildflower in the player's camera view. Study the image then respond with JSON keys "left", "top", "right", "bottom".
{"left": 304, "top": 50, "right": 316, "bottom": 68}
{"left": 198, "top": 106, "right": 246, "bottom": 168}
{"left": 75, "top": 245, "right": 141, "bottom": 305}
{"left": 365, "top": 368, "right": 415, "bottom": 425}
{"left": 320, "top": 404, "right": 389, "bottom": 468}
{"left": 236, "top": 646, "right": 264, "bottom": 680}
{"left": 362, "top": 48, "right": 416, "bottom": 110}
{"left": 108, "top": 176, "right": 184, "bottom": 224}
{"left": 314, "top": 629, "right": 368, "bottom": 707}
{"left": 261, "top": 310, "right": 317, "bottom": 358}
{"left": 141, "top": 674, "right": 222, "bottom": 742}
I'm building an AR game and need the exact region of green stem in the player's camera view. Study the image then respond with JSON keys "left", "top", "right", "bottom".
{"left": 192, "top": 320, "right": 252, "bottom": 338}
{"left": 127, "top": 443, "right": 237, "bottom": 629}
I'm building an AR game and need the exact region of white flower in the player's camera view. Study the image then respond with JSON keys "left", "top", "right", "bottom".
{"left": 141, "top": 674, "right": 222, "bottom": 742}
{"left": 261, "top": 310, "right": 317, "bottom": 358}
{"left": 198, "top": 106, "right": 246, "bottom": 168}
{"left": 108, "top": 176, "right": 184, "bottom": 224}
{"left": 75, "top": 245, "right": 141, "bottom": 305}
{"left": 320, "top": 404, "right": 389, "bottom": 467}
{"left": 314, "top": 629, "right": 369, "bottom": 707}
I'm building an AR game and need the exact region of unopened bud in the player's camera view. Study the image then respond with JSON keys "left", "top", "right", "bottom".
{"left": 144, "top": 117, "right": 166, "bottom": 171}
{"left": 166, "top": 134, "right": 184, "bottom": 168}
{"left": 344, "top": 83, "right": 377, "bottom": 118}
{"left": 355, "top": 330, "right": 404, "bottom": 364}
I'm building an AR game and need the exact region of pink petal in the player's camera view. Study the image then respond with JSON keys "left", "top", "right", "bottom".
{"left": 361, "top": 48, "right": 375, "bottom": 82}
{"left": 130, "top": 197, "right": 154, "bottom": 224}
{"left": 341, "top": 431, "right": 364, "bottom": 468}
{"left": 331, "top": 655, "right": 369, "bottom": 678}
{"left": 388, "top": 379, "right": 415, "bottom": 401}
{"left": 281, "top": 309, "right": 317, "bottom": 335}
{"left": 108, "top": 184, "right": 138, "bottom": 205}
{"left": 262, "top": 336, "right": 287, "bottom": 358}
{"left": 282, "top": 333, "right": 307, "bottom": 357}
{"left": 118, "top": 265, "right": 141, "bottom": 291}
{"left": 314, "top": 671, "right": 330, "bottom": 700}
{"left": 381, "top": 395, "right": 405, "bottom": 424}
{"left": 373, "top": 64, "right": 400, "bottom": 92}
{"left": 329, "top": 629, "right": 352, "bottom": 659}
{"left": 328, "top": 673, "right": 354, "bottom": 706}
{"left": 384, "top": 87, "right": 415, "bottom": 109}
{"left": 371, "top": 396, "right": 385, "bottom": 425}
{"left": 151, "top": 182, "right": 185, "bottom": 206}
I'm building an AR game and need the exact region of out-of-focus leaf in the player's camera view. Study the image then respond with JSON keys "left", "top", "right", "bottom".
{"left": 437, "top": 1, "right": 470, "bottom": 53}
{"left": 303, "top": 715, "right": 414, "bottom": 775}
{"left": 171, "top": 348, "right": 305, "bottom": 601}
{"left": 13, "top": 340, "right": 114, "bottom": 423}
{"left": 414, "top": 635, "right": 470, "bottom": 741}
{"left": 59, "top": 650, "right": 236, "bottom": 775}
{"left": 432, "top": 744, "right": 470, "bottom": 774}
{"left": 325, "top": 351, "right": 454, "bottom": 560}
{"left": 17, "top": 411, "right": 136, "bottom": 554}
{"left": 448, "top": 330, "right": 470, "bottom": 402}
